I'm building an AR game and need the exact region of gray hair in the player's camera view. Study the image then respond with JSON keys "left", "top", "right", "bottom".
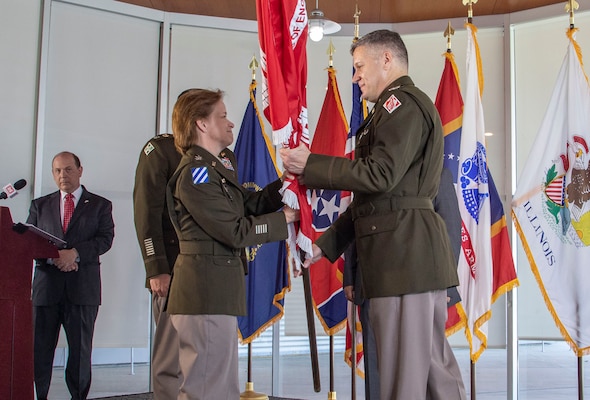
{"left": 351, "top": 30, "right": 408, "bottom": 69}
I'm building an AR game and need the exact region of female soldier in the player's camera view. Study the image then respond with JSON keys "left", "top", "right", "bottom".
{"left": 166, "top": 88, "right": 298, "bottom": 399}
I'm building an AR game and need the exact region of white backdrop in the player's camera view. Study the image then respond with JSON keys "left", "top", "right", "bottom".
{"left": 40, "top": 1, "right": 161, "bottom": 347}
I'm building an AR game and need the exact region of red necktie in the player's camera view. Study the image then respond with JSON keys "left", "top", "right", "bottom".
{"left": 63, "top": 193, "right": 74, "bottom": 232}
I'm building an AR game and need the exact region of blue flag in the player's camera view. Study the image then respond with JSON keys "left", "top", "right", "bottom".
{"left": 235, "top": 82, "right": 289, "bottom": 344}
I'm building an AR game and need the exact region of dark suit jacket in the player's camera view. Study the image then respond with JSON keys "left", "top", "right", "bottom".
{"left": 26, "top": 185, "right": 114, "bottom": 306}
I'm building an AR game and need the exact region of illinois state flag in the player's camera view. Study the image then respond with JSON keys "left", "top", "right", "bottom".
{"left": 453, "top": 24, "right": 518, "bottom": 362}
{"left": 309, "top": 67, "right": 349, "bottom": 335}
{"left": 256, "top": 0, "right": 313, "bottom": 266}
{"left": 235, "top": 82, "right": 289, "bottom": 344}
{"left": 512, "top": 29, "right": 590, "bottom": 356}
{"left": 434, "top": 50, "right": 468, "bottom": 336}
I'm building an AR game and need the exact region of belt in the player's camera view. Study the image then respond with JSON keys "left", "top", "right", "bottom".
{"left": 351, "top": 196, "right": 433, "bottom": 219}
{"left": 179, "top": 240, "right": 241, "bottom": 256}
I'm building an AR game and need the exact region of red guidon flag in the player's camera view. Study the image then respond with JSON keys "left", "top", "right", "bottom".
{"left": 256, "top": 0, "right": 312, "bottom": 266}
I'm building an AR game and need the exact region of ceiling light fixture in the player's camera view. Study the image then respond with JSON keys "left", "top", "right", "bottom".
{"left": 308, "top": 0, "right": 341, "bottom": 42}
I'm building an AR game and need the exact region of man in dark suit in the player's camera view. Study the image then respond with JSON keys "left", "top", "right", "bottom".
{"left": 26, "top": 151, "right": 115, "bottom": 400}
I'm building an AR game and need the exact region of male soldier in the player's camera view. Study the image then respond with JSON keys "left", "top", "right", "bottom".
{"left": 281, "top": 30, "right": 466, "bottom": 399}
{"left": 133, "top": 134, "right": 182, "bottom": 399}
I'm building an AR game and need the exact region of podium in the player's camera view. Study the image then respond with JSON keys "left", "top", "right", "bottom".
{"left": 0, "top": 206, "right": 58, "bottom": 400}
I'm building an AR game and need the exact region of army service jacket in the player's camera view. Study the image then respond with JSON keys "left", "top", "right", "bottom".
{"left": 305, "top": 76, "right": 459, "bottom": 298}
{"left": 133, "top": 134, "right": 182, "bottom": 288}
{"left": 166, "top": 145, "right": 288, "bottom": 316}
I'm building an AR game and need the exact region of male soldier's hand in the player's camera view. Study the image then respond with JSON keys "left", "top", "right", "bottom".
{"left": 279, "top": 143, "right": 311, "bottom": 175}
{"left": 150, "top": 274, "right": 171, "bottom": 297}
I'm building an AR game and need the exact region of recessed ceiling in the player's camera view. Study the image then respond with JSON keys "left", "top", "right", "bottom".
{"left": 116, "top": 0, "right": 567, "bottom": 24}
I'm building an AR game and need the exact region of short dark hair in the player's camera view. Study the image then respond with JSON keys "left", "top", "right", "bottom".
{"left": 351, "top": 29, "right": 408, "bottom": 68}
{"left": 53, "top": 151, "right": 81, "bottom": 168}
{"left": 172, "top": 89, "right": 224, "bottom": 154}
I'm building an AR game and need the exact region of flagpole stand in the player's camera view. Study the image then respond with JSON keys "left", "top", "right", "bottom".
{"left": 240, "top": 343, "right": 269, "bottom": 399}
{"left": 328, "top": 391, "right": 337, "bottom": 399}
{"left": 240, "top": 382, "right": 268, "bottom": 400}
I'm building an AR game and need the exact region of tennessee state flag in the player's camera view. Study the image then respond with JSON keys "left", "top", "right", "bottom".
{"left": 235, "top": 82, "right": 289, "bottom": 344}
{"left": 256, "top": 0, "right": 313, "bottom": 267}
{"left": 309, "top": 67, "right": 349, "bottom": 335}
{"left": 434, "top": 50, "right": 467, "bottom": 336}
{"left": 512, "top": 29, "right": 590, "bottom": 355}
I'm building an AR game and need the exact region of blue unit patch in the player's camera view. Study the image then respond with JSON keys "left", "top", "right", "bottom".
{"left": 191, "top": 167, "right": 209, "bottom": 184}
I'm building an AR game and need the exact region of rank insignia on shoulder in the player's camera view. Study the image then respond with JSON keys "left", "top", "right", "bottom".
{"left": 143, "top": 142, "right": 155, "bottom": 156}
{"left": 384, "top": 94, "right": 402, "bottom": 113}
{"left": 194, "top": 155, "right": 202, "bottom": 161}
{"left": 191, "top": 167, "right": 209, "bottom": 184}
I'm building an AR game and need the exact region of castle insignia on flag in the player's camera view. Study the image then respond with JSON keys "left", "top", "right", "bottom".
{"left": 384, "top": 94, "right": 401, "bottom": 113}
{"left": 191, "top": 167, "right": 209, "bottom": 184}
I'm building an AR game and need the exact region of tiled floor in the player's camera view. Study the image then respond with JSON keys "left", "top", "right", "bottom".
{"left": 45, "top": 341, "right": 588, "bottom": 399}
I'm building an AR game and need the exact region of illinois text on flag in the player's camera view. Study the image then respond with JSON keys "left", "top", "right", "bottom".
{"left": 512, "top": 29, "right": 590, "bottom": 356}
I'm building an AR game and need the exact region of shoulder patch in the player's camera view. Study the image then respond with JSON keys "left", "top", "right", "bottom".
{"left": 143, "top": 142, "right": 155, "bottom": 156}
{"left": 383, "top": 94, "right": 402, "bottom": 114}
{"left": 191, "top": 167, "right": 209, "bottom": 184}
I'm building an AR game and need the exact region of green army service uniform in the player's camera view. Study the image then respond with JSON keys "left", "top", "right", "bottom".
{"left": 132, "top": 133, "right": 182, "bottom": 400}
{"left": 165, "top": 145, "right": 288, "bottom": 399}
{"left": 303, "top": 76, "right": 466, "bottom": 400}
{"left": 133, "top": 134, "right": 182, "bottom": 284}
{"left": 166, "top": 145, "right": 288, "bottom": 316}
{"left": 306, "top": 76, "right": 458, "bottom": 297}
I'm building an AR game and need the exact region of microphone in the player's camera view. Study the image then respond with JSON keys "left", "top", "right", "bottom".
{"left": 0, "top": 179, "right": 27, "bottom": 200}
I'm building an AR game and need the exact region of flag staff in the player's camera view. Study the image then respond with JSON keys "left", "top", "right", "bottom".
{"left": 349, "top": 6, "right": 361, "bottom": 400}
{"left": 353, "top": 4, "right": 361, "bottom": 41}
{"left": 239, "top": 56, "right": 269, "bottom": 400}
{"left": 566, "top": 7, "right": 584, "bottom": 400}
{"left": 462, "top": 0, "right": 478, "bottom": 24}
{"left": 445, "top": 20, "right": 455, "bottom": 53}
{"left": 324, "top": 39, "right": 339, "bottom": 400}
{"left": 566, "top": 0, "right": 578, "bottom": 29}
{"left": 461, "top": 0, "right": 479, "bottom": 395}
{"left": 249, "top": 55, "right": 259, "bottom": 82}
{"left": 327, "top": 39, "right": 336, "bottom": 68}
